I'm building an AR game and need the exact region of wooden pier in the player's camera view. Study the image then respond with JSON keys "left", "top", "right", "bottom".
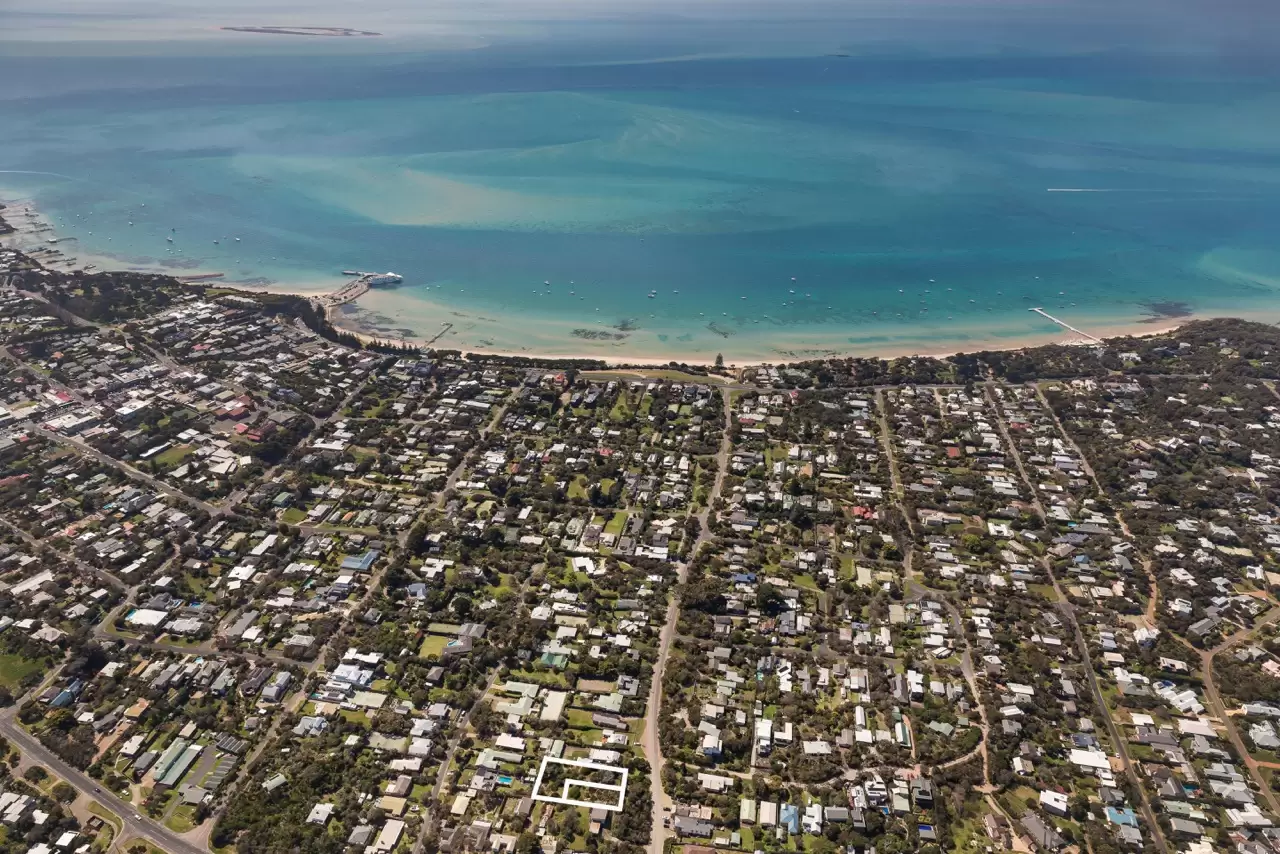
{"left": 424, "top": 322, "right": 454, "bottom": 346}
{"left": 1029, "top": 307, "right": 1102, "bottom": 343}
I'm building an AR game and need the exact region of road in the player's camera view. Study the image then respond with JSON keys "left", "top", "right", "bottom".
{"left": 1031, "top": 383, "right": 1162, "bottom": 625}
{"left": 1, "top": 344, "right": 94, "bottom": 408}
{"left": 0, "top": 703, "right": 206, "bottom": 854}
{"left": 434, "top": 400, "right": 509, "bottom": 512}
{"left": 0, "top": 516, "right": 127, "bottom": 593}
{"left": 925, "top": 588, "right": 993, "bottom": 787}
{"left": 873, "top": 389, "right": 906, "bottom": 504}
{"left": 417, "top": 532, "right": 530, "bottom": 848}
{"left": 641, "top": 386, "right": 732, "bottom": 854}
{"left": 412, "top": 398, "right": 517, "bottom": 852}
{"left": 418, "top": 663, "right": 505, "bottom": 850}
{"left": 0, "top": 290, "right": 1209, "bottom": 853}
{"left": 1173, "top": 608, "right": 1280, "bottom": 814}
{"left": 987, "top": 383, "right": 1170, "bottom": 854}
{"left": 35, "top": 427, "right": 224, "bottom": 517}
{"left": 206, "top": 474, "right": 412, "bottom": 844}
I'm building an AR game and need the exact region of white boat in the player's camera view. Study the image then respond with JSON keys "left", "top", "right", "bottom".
{"left": 365, "top": 272, "right": 403, "bottom": 286}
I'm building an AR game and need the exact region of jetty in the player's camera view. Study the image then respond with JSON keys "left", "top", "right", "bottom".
{"left": 1029, "top": 307, "right": 1102, "bottom": 343}
{"left": 424, "top": 322, "right": 454, "bottom": 346}
{"left": 319, "top": 275, "right": 374, "bottom": 308}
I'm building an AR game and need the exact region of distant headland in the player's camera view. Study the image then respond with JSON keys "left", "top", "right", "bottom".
{"left": 220, "top": 26, "right": 381, "bottom": 37}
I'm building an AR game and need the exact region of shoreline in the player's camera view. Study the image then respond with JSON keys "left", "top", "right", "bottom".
{"left": 0, "top": 192, "right": 1233, "bottom": 369}
{"left": 0, "top": 192, "right": 342, "bottom": 295}
{"left": 319, "top": 298, "right": 1191, "bottom": 366}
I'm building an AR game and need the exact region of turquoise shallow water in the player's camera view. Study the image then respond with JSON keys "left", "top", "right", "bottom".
{"left": 3, "top": 7, "right": 1280, "bottom": 360}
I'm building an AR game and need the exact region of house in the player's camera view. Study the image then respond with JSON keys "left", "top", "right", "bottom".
{"left": 1039, "top": 790, "right": 1069, "bottom": 817}
{"left": 1020, "top": 813, "right": 1066, "bottom": 851}
{"left": 672, "top": 815, "right": 714, "bottom": 838}
{"left": 779, "top": 803, "right": 800, "bottom": 834}
{"left": 340, "top": 550, "right": 379, "bottom": 572}
{"left": 347, "top": 826, "right": 375, "bottom": 847}
{"left": 306, "top": 803, "right": 333, "bottom": 825}
{"left": 373, "top": 819, "right": 405, "bottom": 852}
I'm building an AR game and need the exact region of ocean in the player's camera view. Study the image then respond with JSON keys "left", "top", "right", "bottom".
{"left": 3, "top": 0, "right": 1280, "bottom": 361}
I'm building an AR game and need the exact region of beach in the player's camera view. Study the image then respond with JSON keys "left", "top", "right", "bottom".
{"left": 327, "top": 290, "right": 1199, "bottom": 365}
{"left": 0, "top": 191, "right": 1251, "bottom": 367}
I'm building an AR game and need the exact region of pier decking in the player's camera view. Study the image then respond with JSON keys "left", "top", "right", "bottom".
{"left": 1029, "top": 307, "right": 1102, "bottom": 343}
{"left": 318, "top": 275, "right": 373, "bottom": 307}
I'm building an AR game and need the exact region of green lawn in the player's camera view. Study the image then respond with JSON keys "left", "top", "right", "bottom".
{"left": 608, "top": 399, "right": 633, "bottom": 422}
{"left": 0, "top": 652, "right": 43, "bottom": 691}
{"left": 507, "top": 669, "right": 570, "bottom": 688}
{"left": 125, "top": 843, "right": 168, "bottom": 854}
{"left": 565, "top": 708, "right": 595, "bottom": 729}
{"left": 164, "top": 804, "right": 198, "bottom": 833}
{"left": 88, "top": 802, "right": 121, "bottom": 829}
{"left": 487, "top": 574, "right": 516, "bottom": 597}
{"left": 418, "top": 635, "right": 449, "bottom": 658}
{"left": 154, "top": 445, "right": 194, "bottom": 468}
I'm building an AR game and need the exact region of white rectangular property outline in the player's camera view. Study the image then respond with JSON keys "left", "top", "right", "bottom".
{"left": 530, "top": 756, "right": 629, "bottom": 812}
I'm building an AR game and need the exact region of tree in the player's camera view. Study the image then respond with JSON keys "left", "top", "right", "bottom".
{"left": 714, "top": 353, "right": 725, "bottom": 370}
{"left": 472, "top": 701, "right": 502, "bottom": 740}
{"left": 52, "top": 782, "right": 77, "bottom": 803}
{"left": 757, "top": 583, "right": 785, "bottom": 616}
{"left": 23, "top": 765, "right": 48, "bottom": 784}
{"left": 452, "top": 595, "right": 473, "bottom": 620}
